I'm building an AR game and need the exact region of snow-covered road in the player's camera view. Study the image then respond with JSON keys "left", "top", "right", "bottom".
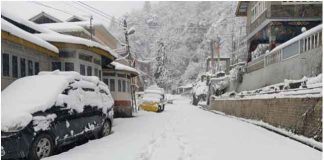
{"left": 45, "top": 96, "right": 321, "bottom": 160}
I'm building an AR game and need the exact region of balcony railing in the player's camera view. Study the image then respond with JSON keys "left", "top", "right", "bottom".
{"left": 247, "top": 24, "right": 322, "bottom": 73}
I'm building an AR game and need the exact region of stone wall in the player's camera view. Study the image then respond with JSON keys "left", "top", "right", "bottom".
{"left": 209, "top": 97, "right": 322, "bottom": 142}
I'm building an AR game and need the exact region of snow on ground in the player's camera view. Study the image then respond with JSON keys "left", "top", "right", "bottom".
{"left": 44, "top": 96, "right": 321, "bottom": 160}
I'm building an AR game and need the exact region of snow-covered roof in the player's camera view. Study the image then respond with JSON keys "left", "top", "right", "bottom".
{"left": 35, "top": 33, "right": 117, "bottom": 59}
{"left": 1, "top": 19, "right": 59, "bottom": 53}
{"left": 111, "top": 62, "right": 140, "bottom": 75}
{"left": 1, "top": 8, "right": 55, "bottom": 34}
{"left": 40, "top": 22, "right": 89, "bottom": 33}
{"left": 2, "top": 71, "right": 113, "bottom": 132}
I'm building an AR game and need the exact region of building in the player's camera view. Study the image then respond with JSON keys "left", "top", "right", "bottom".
{"left": 1, "top": 10, "right": 117, "bottom": 90}
{"left": 230, "top": 1, "right": 322, "bottom": 91}
{"left": 236, "top": 1, "right": 322, "bottom": 63}
{"left": 103, "top": 61, "right": 139, "bottom": 117}
{"left": 1, "top": 10, "right": 59, "bottom": 90}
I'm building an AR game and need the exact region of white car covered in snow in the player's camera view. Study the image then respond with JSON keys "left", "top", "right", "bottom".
{"left": 1, "top": 71, "right": 114, "bottom": 160}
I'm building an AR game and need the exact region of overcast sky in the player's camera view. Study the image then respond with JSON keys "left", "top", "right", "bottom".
{"left": 1, "top": 1, "right": 145, "bottom": 24}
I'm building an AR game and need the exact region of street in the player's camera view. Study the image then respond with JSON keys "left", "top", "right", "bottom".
{"left": 45, "top": 96, "right": 321, "bottom": 160}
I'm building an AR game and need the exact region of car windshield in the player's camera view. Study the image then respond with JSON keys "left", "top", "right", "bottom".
{"left": 142, "top": 93, "right": 162, "bottom": 102}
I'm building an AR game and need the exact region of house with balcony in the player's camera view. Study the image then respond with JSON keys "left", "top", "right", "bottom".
{"left": 232, "top": 1, "right": 322, "bottom": 91}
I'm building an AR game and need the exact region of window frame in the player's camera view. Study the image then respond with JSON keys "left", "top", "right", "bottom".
{"left": 2, "top": 53, "right": 10, "bottom": 77}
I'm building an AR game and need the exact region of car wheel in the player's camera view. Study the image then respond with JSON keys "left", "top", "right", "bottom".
{"left": 100, "top": 120, "right": 111, "bottom": 137}
{"left": 161, "top": 105, "right": 165, "bottom": 111}
{"left": 28, "top": 133, "right": 54, "bottom": 160}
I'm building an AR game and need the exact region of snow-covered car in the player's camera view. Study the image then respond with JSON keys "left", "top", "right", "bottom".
{"left": 1, "top": 71, "right": 114, "bottom": 160}
{"left": 192, "top": 71, "right": 229, "bottom": 105}
{"left": 139, "top": 86, "right": 166, "bottom": 112}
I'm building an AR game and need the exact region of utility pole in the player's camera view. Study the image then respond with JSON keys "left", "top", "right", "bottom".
{"left": 123, "top": 19, "right": 137, "bottom": 112}
{"left": 214, "top": 36, "right": 221, "bottom": 72}
{"left": 90, "top": 16, "right": 93, "bottom": 40}
{"left": 210, "top": 39, "right": 215, "bottom": 74}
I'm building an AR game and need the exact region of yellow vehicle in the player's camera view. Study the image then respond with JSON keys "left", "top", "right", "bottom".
{"left": 139, "top": 86, "right": 166, "bottom": 112}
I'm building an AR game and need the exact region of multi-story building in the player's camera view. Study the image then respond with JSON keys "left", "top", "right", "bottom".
{"left": 236, "top": 1, "right": 322, "bottom": 62}
{"left": 231, "top": 1, "right": 322, "bottom": 91}
{"left": 1, "top": 10, "right": 59, "bottom": 90}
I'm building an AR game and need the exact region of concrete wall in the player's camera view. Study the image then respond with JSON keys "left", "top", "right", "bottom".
{"left": 1, "top": 39, "right": 55, "bottom": 90}
{"left": 235, "top": 47, "right": 322, "bottom": 92}
{"left": 210, "top": 97, "right": 322, "bottom": 141}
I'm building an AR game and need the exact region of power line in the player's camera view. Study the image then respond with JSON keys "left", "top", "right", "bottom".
{"left": 76, "top": 1, "right": 124, "bottom": 25}
{"left": 31, "top": 1, "right": 75, "bottom": 17}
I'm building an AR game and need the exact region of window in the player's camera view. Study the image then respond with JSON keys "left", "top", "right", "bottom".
{"left": 99, "top": 70, "right": 102, "bottom": 80}
{"left": 251, "top": 2, "right": 266, "bottom": 23}
{"left": 65, "top": 62, "right": 74, "bottom": 71}
{"left": 80, "top": 64, "right": 86, "bottom": 75}
{"left": 87, "top": 66, "right": 92, "bottom": 76}
{"left": 60, "top": 51, "right": 75, "bottom": 58}
{"left": 118, "top": 79, "right": 122, "bottom": 92}
{"left": 34, "top": 62, "right": 40, "bottom": 75}
{"left": 12, "top": 56, "right": 18, "bottom": 78}
{"left": 94, "top": 58, "right": 101, "bottom": 65}
{"left": 103, "top": 72, "right": 116, "bottom": 77}
{"left": 52, "top": 62, "right": 61, "bottom": 71}
{"left": 28, "top": 60, "right": 33, "bottom": 76}
{"left": 2, "top": 53, "right": 10, "bottom": 76}
{"left": 20, "top": 58, "right": 26, "bottom": 77}
{"left": 122, "top": 80, "right": 126, "bottom": 92}
{"left": 110, "top": 79, "right": 115, "bottom": 91}
{"left": 103, "top": 78, "right": 109, "bottom": 85}
{"left": 94, "top": 68, "right": 99, "bottom": 77}
{"left": 79, "top": 53, "right": 92, "bottom": 62}
{"left": 117, "top": 74, "right": 126, "bottom": 78}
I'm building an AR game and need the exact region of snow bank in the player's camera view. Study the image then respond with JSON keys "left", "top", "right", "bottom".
{"left": 217, "top": 74, "right": 322, "bottom": 100}
{"left": 35, "top": 33, "right": 117, "bottom": 58}
{"left": 1, "top": 19, "right": 59, "bottom": 53}
{"left": 2, "top": 71, "right": 114, "bottom": 132}
{"left": 111, "top": 62, "right": 139, "bottom": 75}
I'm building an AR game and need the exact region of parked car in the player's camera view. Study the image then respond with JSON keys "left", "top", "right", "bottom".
{"left": 139, "top": 86, "right": 166, "bottom": 112}
{"left": 1, "top": 71, "right": 114, "bottom": 160}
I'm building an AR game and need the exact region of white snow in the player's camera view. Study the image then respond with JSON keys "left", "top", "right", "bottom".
{"left": 40, "top": 23, "right": 90, "bottom": 33}
{"left": 210, "top": 110, "right": 322, "bottom": 151}
{"left": 43, "top": 96, "right": 321, "bottom": 160}
{"left": 1, "top": 74, "right": 72, "bottom": 132}
{"left": 218, "top": 74, "right": 322, "bottom": 100}
{"left": 1, "top": 71, "right": 114, "bottom": 132}
{"left": 35, "top": 33, "right": 118, "bottom": 58}
{"left": 1, "top": 8, "right": 54, "bottom": 34}
{"left": 142, "top": 85, "right": 165, "bottom": 102}
{"left": 33, "top": 114, "right": 57, "bottom": 132}
{"left": 1, "top": 19, "right": 59, "bottom": 53}
{"left": 111, "top": 62, "right": 140, "bottom": 75}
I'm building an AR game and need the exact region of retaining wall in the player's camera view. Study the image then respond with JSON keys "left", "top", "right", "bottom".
{"left": 209, "top": 97, "right": 322, "bottom": 142}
